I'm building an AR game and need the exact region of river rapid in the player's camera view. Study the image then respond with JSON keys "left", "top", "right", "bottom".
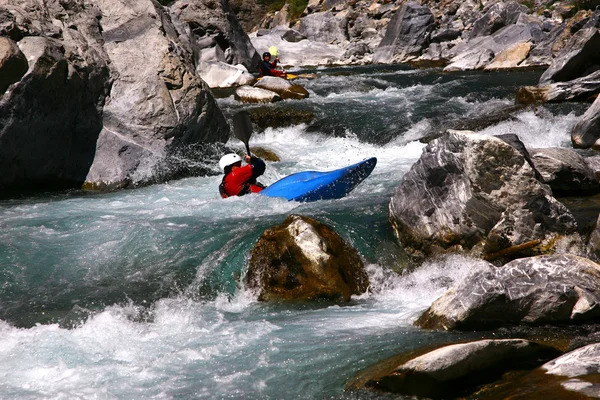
{"left": 0, "top": 65, "right": 587, "bottom": 399}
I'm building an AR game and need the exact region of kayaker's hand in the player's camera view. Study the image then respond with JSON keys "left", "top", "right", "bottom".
{"left": 245, "top": 155, "right": 251, "bottom": 163}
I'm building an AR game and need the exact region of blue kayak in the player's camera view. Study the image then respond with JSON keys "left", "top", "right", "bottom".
{"left": 259, "top": 158, "right": 377, "bottom": 202}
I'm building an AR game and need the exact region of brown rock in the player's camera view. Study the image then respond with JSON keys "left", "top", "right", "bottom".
{"left": 245, "top": 215, "right": 369, "bottom": 301}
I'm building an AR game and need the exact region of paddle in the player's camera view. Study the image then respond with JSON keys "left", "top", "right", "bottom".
{"left": 232, "top": 111, "right": 253, "bottom": 156}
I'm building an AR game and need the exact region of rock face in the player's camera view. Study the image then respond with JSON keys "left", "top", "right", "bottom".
{"left": 530, "top": 148, "right": 600, "bottom": 196}
{"left": 389, "top": 130, "right": 577, "bottom": 259}
{"left": 0, "top": 0, "right": 235, "bottom": 191}
{"left": 416, "top": 254, "right": 600, "bottom": 330}
{"left": 0, "top": 37, "right": 27, "bottom": 94}
{"left": 200, "top": 61, "right": 255, "bottom": 88}
{"left": 542, "top": 343, "right": 600, "bottom": 398}
{"left": 373, "top": 2, "right": 434, "bottom": 64}
{"left": 366, "top": 339, "right": 560, "bottom": 398}
{"left": 0, "top": 1, "right": 110, "bottom": 191}
{"left": 297, "top": 11, "right": 348, "bottom": 44}
{"left": 254, "top": 76, "right": 309, "bottom": 100}
{"left": 572, "top": 94, "right": 600, "bottom": 149}
{"left": 245, "top": 215, "right": 369, "bottom": 302}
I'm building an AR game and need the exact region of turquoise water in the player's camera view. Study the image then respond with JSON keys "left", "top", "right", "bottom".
{"left": 0, "top": 66, "right": 586, "bottom": 398}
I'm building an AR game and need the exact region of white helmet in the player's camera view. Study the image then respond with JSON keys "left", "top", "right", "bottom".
{"left": 219, "top": 153, "right": 242, "bottom": 172}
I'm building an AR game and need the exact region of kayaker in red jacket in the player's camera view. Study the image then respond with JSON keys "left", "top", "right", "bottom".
{"left": 259, "top": 52, "right": 286, "bottom": 78}
{"left": 219, "top": 153, "right": 266, "bottom": 198}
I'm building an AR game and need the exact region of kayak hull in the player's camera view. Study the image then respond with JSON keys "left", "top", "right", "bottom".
{"left": 259, "top": 158, "right": 377, "bottom": 202}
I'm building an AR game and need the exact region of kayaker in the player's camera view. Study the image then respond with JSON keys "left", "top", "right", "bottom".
{"left": 259, "top": 52, "right": 286, "bottom": 78}
{"left": 218, "top": 153, "right": 266, "bottom": 198}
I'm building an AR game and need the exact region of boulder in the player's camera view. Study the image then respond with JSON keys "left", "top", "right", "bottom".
{"left": 373, "top": 2, "right": 434, "bottom": 64}
{"left": 255, "top": 76, "right": 309, "bottom": 100}
{"left": 281, "top": 29, "right": 307, "bottom": 43}
{"left": 542, "top": 343, "right": 600, "bottom": 398}
{"left": 0, "top": 37, "right": 27, "bottom": 94}
{"left": 517, "top": 69, "right": 600, "bottom": 104}
{"left": 271, "top": 3, "right": 290, "bottom": 28}
{"left": 389, "top": 130, "right": 577, "bottom": 259}
{"left": 244, "top": 215, "right": 369, "bottom": 302}
{"left": 297, "top": 11, "right": 348, "bottom": 43}
{"left": 199, "top": 61, "right": 255, "bottom": 88}
{"left": 247, "top": 107, "right": 315, "bottom": 130}
{"left": 539, "top": 12, "right": 600, "bottom": 85}
{"left": 234, "top": 85, "right": 281, "bottom": 103}
{"left": 84, "top": 0, "right": 229, "bottom": 190}
{"left": 169, "top": 0, "right": 260, "bottom": 72}
{"left": 343, "top": 42, "right": 371, "bottom": 59}
{"left": 470, "top": 1, "right": 529, "bottom": 39}
{"left": 572, "top": 94, "right": 600, "bottom": 149}
{"left": 529, "top": 148, "right": 600, "bottom": 195}
{"left": 416, "top": 254, "right": 600, "bottom": 330}
{"left": 484, "top": 42, "right": 531, "bottom": 70}
{"left": 364, "top": 339, "right": 560, "bottom": 398}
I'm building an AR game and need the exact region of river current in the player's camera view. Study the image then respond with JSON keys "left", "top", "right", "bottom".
{"left": 0, "top": 65, "right": 587, "bottom": 398}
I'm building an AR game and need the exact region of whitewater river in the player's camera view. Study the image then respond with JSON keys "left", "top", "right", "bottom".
{"left": 0, "top": 65, "right": 587, "bottom": 399}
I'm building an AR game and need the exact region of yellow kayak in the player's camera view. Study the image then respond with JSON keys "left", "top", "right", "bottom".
{"left": 257, "top": 73, "right": 299, "bottom": 81}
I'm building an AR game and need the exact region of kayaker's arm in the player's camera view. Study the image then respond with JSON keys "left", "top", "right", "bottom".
{"left": 245, "top": 155, "right": 266, "bottom": 178}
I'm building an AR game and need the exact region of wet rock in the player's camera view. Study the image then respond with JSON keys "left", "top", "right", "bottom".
{"left": 389, "top": 130, "right": 577, "bottom": 259}
{"left": 588, "top": 215, "right": 600, "bottom": 260}
{"left": 245, "top": 215, "right": 369, "bottom": 302}
{"left": 199, "top": 61, "right": 255, "bottom": 88}
{"left": 542, "top": 343, "right": 600, "bottom": 397}
{"left": 247, "top": 107, "right": 315, "bottom": 130}
{"left": 572, "top": 94, "right": 600, "bottom": 149}
{"left": 517, "top": 70, "right": 600, "bottom": 104}
{"left": 0, "top": 37, "right": 27, "bottom": 94}
{"left": 373, "top": 2, "right": 434, "bottom": 64}
{"left": 416, "top": 254, "right": 600, "bottom": 331}
{"left": 249, "top": 147, "right": 280, "bottom": 162}
{"left": 365, "top": 339, "right": 560, "bottom": 398}
{"left": 539, "top": 12, "right": 600, "bottom": 85}
{"left": 234, "top": 85, "right": 281, "bottom": 103}
{"left": 530, "top": 148, "right": 600, "bottom": 196}
{"left": 297, "top": 11, "right": 348, "bottom": 43}
{"left": 255, "top": 76, "right": 309, "bottom": 100}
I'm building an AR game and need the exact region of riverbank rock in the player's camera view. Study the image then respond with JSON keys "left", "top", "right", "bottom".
{"left": 245, "top": 215, "right": 369, "bottom": 302}
{"left": 530, "top": 147, "right": 600, "bottom": 196}
{"left": 416, "top": 254, "right": 600, "bottom": 331}
{"left": 517, "top": 69, "right": 600, "bottom": 104}
{"left": 255, "top": 76, "right": 309, "bottom": 100}
{"left": 297, "top": 11, "right": 348, "bottom": 44}
{"left": 572, "top": 95, "right": 600, "bottom": 149}
{"left": 364, "top": 339, "right": 560, "bottom": 398}
{"left": 372, "top": 2, "right": 434, "bottom": 64}
{"left": 0, "top": 37, "right": 27, "bottom": 94}
{"left": 235, "top": 86, "right": 281, "bottom": 103}
{"left": 199, "top": 61, "right": 255, "bottom": 88}
{"left": 542, "top": 343, "right": 600, "bottom": 398}
{"left": 389, "top": 130, "right": 577, "bottom": 259}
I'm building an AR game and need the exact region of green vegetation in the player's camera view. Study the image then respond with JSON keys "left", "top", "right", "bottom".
{"left": 257, "top": 0, "right": 309, "bottom": 20}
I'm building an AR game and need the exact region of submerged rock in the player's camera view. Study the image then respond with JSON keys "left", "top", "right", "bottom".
{"left": 254, "top": 76, "right": 309, "bottom": 100}
{"left": 416, "top": 254, "right": 600, "bottom": 330}
{"left": 388, "top": 130, "right": 577, "bottom": 259}
{"left": 364, "top": 339, "right": 560, "bottom": 398}
{"left": 235, "top": 85, "right": 281, "bottom": 103}
{"left": 245, "top": 215, "right": 369, "bottom": 302}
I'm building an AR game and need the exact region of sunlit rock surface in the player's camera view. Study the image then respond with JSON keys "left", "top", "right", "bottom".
{"left": 245, "top": 215, "right": 369, "bottom": 302}
{"left": 234, "top": 85, "right": 281, "bottom": 103}
{"left": 389, "top": 130, "right": 577, "bottom": 259}
{"left": 254, "top": 76, "right": 309, "bottom": 100}
{"left": 543, "top": 343, "right": 600, "bottom": 398}
{"left": 416, "top": 254, "right": 600, "bottom": 330}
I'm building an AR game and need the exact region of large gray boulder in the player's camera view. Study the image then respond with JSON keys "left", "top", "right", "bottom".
{"left": 373, "top": 2, "right": 434, "bottom": 64}
{"left": 542, "top": 343, "right": 600, "bottom": 398}
{"left": 364, "top": 339, "right": 559, "bottom": 398}
{"left": 517, "top": 69, "right": 600, "bottom": 104}
{"left": 254, "top": 76, "right": 309, "bottom": 100}
{"left": 470, "top": 1, "right": 529, "bottom": 39}
{"left": 572, "top": 94, "right": 600, "bottom": 149}
{"left": 245, "top": 215, "right": 369, "bottom": 302}
{"left": 389, "top": 130, "right": 577, "bottom": 259}
{"left": 539, "top": 12, "right": 600, "bottom": 85}
{"left": 0, "top": 0, "right": 110, "bottom": 191}
{"left": 529, "top": 147, "right": 600, "bottom": 196}
{"left": 84, "top": 0, "right": 229, "bottom": 190}
{"left": 297, "top": 11, "right": 348, "bottom": 43}
{"left": 416, "top": 254, "right": 600, "bottom": 330}
{"left": 169, "top": 0, "right": 260, "bottom": 72}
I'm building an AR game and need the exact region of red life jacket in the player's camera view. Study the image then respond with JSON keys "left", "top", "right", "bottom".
{"left": 219, "top": 165, "right": 265, "bottom": 198}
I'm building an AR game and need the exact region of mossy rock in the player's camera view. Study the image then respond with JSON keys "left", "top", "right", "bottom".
{"left": 247, "top": 106, "right": 315, "bottom": 130}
